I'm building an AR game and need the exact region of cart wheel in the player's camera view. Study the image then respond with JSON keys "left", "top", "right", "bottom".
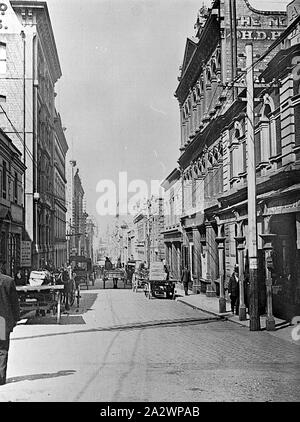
{"left": 144, "top": 284, "right": 151, "bottom": 299}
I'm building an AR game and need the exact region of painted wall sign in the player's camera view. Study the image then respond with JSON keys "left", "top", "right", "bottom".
{"left": 0, "top": 0, "right": 23, "bottom": 34}
{"left": 20, "top": 240, "right": 32, "bottom": 267}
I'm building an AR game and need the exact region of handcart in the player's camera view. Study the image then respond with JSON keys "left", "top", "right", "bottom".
{"left": 16, "top": 284, "right": 64, "bottom": 324}
{"left": 132, "top": 268, "right": 149, "bottom": 292}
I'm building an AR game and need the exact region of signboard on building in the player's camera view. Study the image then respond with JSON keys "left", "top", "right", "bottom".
{"left": 20, "top": 241, "right": 31, "bottom": 267}
{"left": 0, "top": 1, "right": 23, "bottom": 34}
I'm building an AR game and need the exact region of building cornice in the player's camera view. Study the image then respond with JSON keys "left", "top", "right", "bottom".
{"left": 175, "top": 13, "right": 220, "bottom": 105}
{"left": 11, "top": 1, "right": 62, "bottom": 83}
{"left": 244, "top": 0, "right": 287, "bottom": 16}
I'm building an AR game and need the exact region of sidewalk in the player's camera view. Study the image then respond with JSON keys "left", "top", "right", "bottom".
{"left": 174, "top": 284, "right": 296, "bottom": 344}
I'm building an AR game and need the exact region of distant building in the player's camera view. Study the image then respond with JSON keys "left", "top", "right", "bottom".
{"left": 161, "top": 168, "right": 182, "bottom": 280}
{"left": 53, "top": 111, "right": 68, "bottom": 269}
{"left": 66, "top": 161, "right": 87, "bottom": 259}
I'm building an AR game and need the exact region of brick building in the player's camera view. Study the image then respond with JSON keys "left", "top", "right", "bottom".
{"left": 161, "top": 168, "right": 183, "bottom": 281}
{"left": 53, "top": 110, "right": 68, "bottom": 269}
{"left": 172, "top": 0, "right": 300, "bottom": 320}
{"left": 0, "top": 1, "right": 66, "bottom": 269}
{"left": 0, "top": 129, "right": 26, "bottom": 276}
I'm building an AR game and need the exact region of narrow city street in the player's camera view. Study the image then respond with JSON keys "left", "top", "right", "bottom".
{"left": 0, "top": 279, "right": 299, "bottom": 402}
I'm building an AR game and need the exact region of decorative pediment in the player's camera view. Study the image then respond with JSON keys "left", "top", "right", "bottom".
{"left": 181, "top": 37, "right": 198, "bottom": 76}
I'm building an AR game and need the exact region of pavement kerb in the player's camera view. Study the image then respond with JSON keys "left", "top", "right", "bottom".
{"left": 175, "top": 297, "right": 228, "bottom": 321}
{"left": 176, "top": 295, "right": 291, "bottom": 332}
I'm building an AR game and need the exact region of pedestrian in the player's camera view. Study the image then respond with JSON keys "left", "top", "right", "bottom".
{"left": 0, "top": 266, "right": 20, "bottom": 385}
{"left": 181, "top": 265, "right": 191, "bottom": 296}
{"left": 228, "top": 265, "right": 240, "bottom": 315}
{"left": 14, "top": 269, "right": 23, "bottom": 286}
{"left": 104, "top": 257, "right": 112, "bottom": 271}
{"left": 164, "top": 264, "right": 170, "bottom": 281}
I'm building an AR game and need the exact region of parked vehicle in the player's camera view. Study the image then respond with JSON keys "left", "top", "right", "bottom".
{"left": 144, "top": 262, "right": 175, "bottom": 299}
{"left": 69, "top": 255, "right": 92, "bottom": 289}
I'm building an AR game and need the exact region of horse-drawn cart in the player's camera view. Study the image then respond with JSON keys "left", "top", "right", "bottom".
{"left": 143, "top": 262, "right": 175, "bottom": 300}
{"left": 16, "top": 273, "right": 64, "bottom": 324}
{"left": 103, "top": 268, "right": 126, "bottom": 289}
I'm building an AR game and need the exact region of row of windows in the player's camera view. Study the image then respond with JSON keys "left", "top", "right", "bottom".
{"left": 0, "top": 42, "right": 7, "bottom": 74}
{"left": 0, "top": 160, "right": 21, "bottom": 204}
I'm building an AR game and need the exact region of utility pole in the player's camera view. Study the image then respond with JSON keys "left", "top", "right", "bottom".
{"left": 245, "top": 43, "right": 260, "bottom": 331}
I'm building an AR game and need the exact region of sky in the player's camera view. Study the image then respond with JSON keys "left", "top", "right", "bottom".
{"left": 45, "top": 0, "right": 290, "bottom": 235}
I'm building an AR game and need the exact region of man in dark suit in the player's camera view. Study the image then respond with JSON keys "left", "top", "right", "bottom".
{"left": 181, "top": 265, "right": 191, "bottom": 296}
{"left": 0, "top": 267, "right": 20, "bottom": 385}
{"left": 228, "top": 265, "right": 240, "bottom": 315}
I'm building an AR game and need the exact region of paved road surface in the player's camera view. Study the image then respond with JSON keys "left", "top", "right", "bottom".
{"left": 0, "top": 283, "right": 299, "bottom": 402}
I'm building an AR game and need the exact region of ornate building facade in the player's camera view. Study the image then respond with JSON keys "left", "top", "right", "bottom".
{"left": 53, "top": 110, "right": 68, "bottom": 269}
{"left": 172, "top": 0, "right": 300, "bottom": 320}
{"left": 0, "top": 1, "right": 65, "bottom": 269}
{"left": 161, "top": 168, "right": 183, "bottom": 281}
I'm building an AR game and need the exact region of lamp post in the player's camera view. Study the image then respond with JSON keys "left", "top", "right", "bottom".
{"left": 235, "top": 233, "right": 247, "bottom": 321}
{"left": 216, "top": 235, "right": 226, "bottom": 313}
{"left": 246, "top": 43, "right": 260, "bottom": 331}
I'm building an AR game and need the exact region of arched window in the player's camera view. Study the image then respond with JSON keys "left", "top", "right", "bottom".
{"left": 259, "top": 95, "right": 276, "bottom": 168}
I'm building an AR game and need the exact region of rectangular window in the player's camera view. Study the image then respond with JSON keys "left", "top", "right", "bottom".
{"left": 255, "top": 132, "right": 261, "bottom": 165}
{"left": 243, "top": 141, "right": 247, "bottom": 173}
{"left": 14, "top": 172, "right": 18, "bottom": 203}
{"left": 192, "top": 178, "right": 196, "bottom": 207}
{"left": 0, "top": 43, "right": 7, "bottom": 74}
{"left": 2, "top": 161, "right": 7, "bottom": 199}
{"left": 230, "top": 150, "right": 233, "bottom": 179}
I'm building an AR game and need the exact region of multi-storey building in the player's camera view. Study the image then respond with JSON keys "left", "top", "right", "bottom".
{"left": 173, "top": 0, "right": 300, "bottom": 320}
{"left": 53, "top": 110, "right": 68, "bottom": 269}
{"left": 148, "top": 196, "right": 165, "bottom": 264}
{"left": 0, "top": 129, "right": 26, "bottom": 276}
{"left": 161, "top": 168, "right": 183, "bottom": 281}
{"left": 133, "top": 211, "right": 147, "bottom": 264}
{"left": 0, "top": 0, "right": 63, "bottom": 268}
{"left": 66, "top": 160, "right": 87, "bottom": 259}
{"left": 74, "top": 168, "right": 86, "bottom": 257}
{"left": 132, "top": 196, "right": 165, "bottom": 267}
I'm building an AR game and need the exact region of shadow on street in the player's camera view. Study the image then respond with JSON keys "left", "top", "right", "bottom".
{"left": 22, "top": 293, "right": 98, "bottom": 326}
{"left": 7, "top": 370, "right": 76, "bottom": 384}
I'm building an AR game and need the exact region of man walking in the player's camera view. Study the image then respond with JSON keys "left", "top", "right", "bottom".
{"left": 181, "top": 265, "right": 191, "bottom": 296}
{"left": 228, "top": 265, "right": 240, "bottom": 315}
{"left": 0, "top": 266, "right": 20, "bottom": 385}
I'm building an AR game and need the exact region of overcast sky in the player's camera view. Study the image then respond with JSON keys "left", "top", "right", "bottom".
{"left": 46, "top": 0, "right": 290, "bottom": 235}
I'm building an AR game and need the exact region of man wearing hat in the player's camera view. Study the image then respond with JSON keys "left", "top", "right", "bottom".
{"left": 228, "top": 265, "right": 240, "bottom": 315}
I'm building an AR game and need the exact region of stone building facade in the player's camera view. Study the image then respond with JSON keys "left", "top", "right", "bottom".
{"left": 172, "top": 0, "right": 300, "bottom": 320}
{"left": 161, "top": 168, "right": 183, "bottom": 281}
{"left": 53, "top": 110, "right": 68, "bottom": 269}
{"left": 0, "top": 1, "right": 65, "bottom": 269}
